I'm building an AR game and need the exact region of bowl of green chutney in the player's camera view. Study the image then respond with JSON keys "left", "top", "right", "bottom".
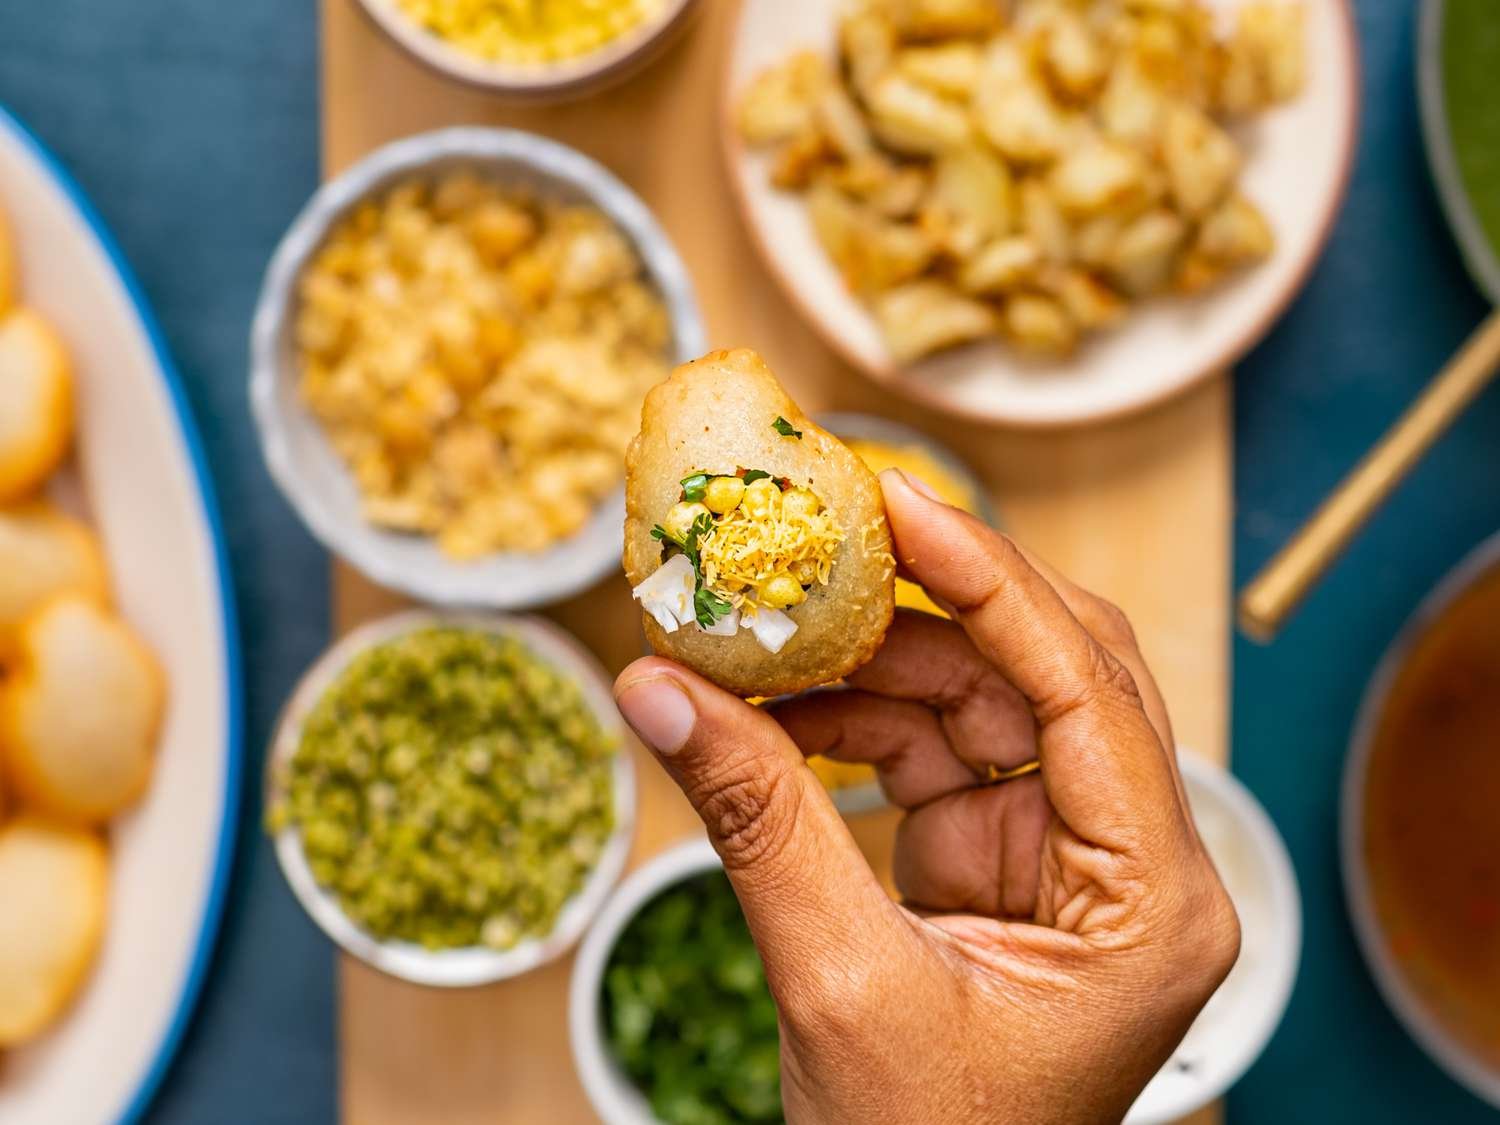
{"left": 266, "top": 610, "right": 636, "bottom": 987}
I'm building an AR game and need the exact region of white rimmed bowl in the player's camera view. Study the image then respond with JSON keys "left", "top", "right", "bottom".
{"left": 250, "top": 127, "right": 706, "bottom": 609}
{"left": 1341, "top": 530, "right": 1500, "bottom": 1110}
{"left": 355, "top": 0, "right": 701, "bottom": 100}
{"left": 723, "top": 0, "right": 1360, "bottom": 428}
{"left": 1127, "top": 751, "right": 1301, "bottom": 1124}
{"left": 570, "top": 754, "right": 1299, "bottom": 1124}
{"left": 267, "top": 609, "right": 637, "bottom": 988}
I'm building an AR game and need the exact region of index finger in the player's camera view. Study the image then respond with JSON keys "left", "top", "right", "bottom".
{"left": 879, "top": 470, "right": 1185, "bottom": 853}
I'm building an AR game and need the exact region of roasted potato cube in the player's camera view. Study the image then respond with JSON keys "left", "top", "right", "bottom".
{"left": 1049, "top": 138, "right": 1150, "bottom": 216}
{"left": 1073, "top": 213, "right": 1126, "bottom": 269}
{"left": 808, "top": 181, "right": 938, "bottom": 291}
{"left": 867, "top": 73, "right": 974, "bottom": 154}
{"left": 873, "top": 280, "right": 1000, "bottom": 362}
{"left": 974, "top": 46, "right": 1074, "bottom": 164}
{"left": 771, "top": 128, "right": 834, "bottom": 190}
{"left": 1047, "top": 267, "right": 1128, "bottom": 330}
{"left": 830, "top": 156, "right": 931, "bottom": 218}
{"left": 1019, "top": 177, "right": 1072, "bottom": 264}
{"left": 1195, "top": 192, "right": 1274, "bottom": 264}
{"left": 873, "top": 0, "right": 1004, "bottom": 41}
{"left": 816, "top": 84, "right": 876, "bottom": 160}
{"left": 896, "top": 42, "right": 985, "bottom": 98}
{"left": 1098, "top": 58, "right": 1168, "bottom": 149}
{"left": 737, "top": 52, "right": 832, "bottom": 145}
{"left": 924, "top": 143, "right": 1015, "bottom": 256}
{"left": 1236, "top": 2, "right": 1306, "bottom": 104}
{"left": 1106, "top": 207, "right": 1188, "bottom": 294}
{"left": 958, "top": 236, "right": 1043, "bottom": 294}
{"left": 1004, "top": 293, "right": 1077, "bottom": 354}
{"left": 841, "top": 9, "right": 899, "bottom": 97}
{"left": 1162, "top": 104, "right": 1240, "bottom": 217}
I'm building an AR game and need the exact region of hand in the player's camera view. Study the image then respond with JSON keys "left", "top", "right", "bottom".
{"left": 613, "top": 470, "right": 1240, "bottom": 1125}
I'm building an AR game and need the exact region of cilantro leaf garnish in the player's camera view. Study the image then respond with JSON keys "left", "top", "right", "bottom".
{"left": 679, "top": 472, "right": 710, "bottom": 502}
{"left": 740, "top": 468, "right": 771, "bottom": 485}
{"left": 772, "top": 416, "right": 802, "bottom": 439}
{"left": 652, "top": 515, "right": 732, "bottom": 629}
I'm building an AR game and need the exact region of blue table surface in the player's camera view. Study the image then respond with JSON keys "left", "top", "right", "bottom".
{"left": 2, "top": 1, "right": 1497, "bottom": 1121}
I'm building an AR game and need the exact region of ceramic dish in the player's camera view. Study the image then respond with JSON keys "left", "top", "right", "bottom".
{"left": 250, "top": 126, "right": 705, "bottom": 609}
{"left": 1341, "top": 530, "right": 1500, "bottom": 1110}
{"left": 354, "top": 0, "right": 700, "bottom": 100}
{"left": 571, "top": 755, "right": 1298, "bottom": 1124}
{"left": 0, "top": 105, "right": 240, "bottom": 1124}
{"left": 267, "top": 609, "right": 636, "bottom": 988}
{"left": 723, "top": 0, "right": 1360, "bottom": 428}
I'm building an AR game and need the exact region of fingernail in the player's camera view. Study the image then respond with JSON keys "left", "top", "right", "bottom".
{"left": 894, "top": 468, "right": 942, "bottom": 502}
{"left": 615, "top": 675, "right": 695, "bottom": 755}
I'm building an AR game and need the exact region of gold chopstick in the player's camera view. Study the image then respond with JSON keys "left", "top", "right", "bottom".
{"left": 1238, "top": 307, "right": 1500, "bottom": 641}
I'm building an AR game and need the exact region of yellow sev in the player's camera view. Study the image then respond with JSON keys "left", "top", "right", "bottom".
{"left": 698, "top": 497, "right": 844, "bottom": 610}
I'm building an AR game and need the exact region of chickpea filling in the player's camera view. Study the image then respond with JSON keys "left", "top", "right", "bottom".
{"left": 657, "top": 468, "right": 844, "bottom": 619}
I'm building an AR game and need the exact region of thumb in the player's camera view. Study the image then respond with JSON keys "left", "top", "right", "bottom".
{"left": 614, "top": 657, "right": 900, "bottom": 1001}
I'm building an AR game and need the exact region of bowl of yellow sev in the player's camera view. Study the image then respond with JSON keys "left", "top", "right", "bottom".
{"left": 357, "top": 0, "right": 700, "bottom": 99}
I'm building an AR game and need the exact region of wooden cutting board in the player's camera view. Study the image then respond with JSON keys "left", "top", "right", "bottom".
{"left": 322, "top": 2, "right": 1230, "bottom": 1120}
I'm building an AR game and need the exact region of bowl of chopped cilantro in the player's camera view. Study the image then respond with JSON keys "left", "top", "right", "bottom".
{"left": 266, "top": 610, "right": 635, "bottom": 987}
{"left": 570, "top": 838, "right": 783, "bottom": 1124}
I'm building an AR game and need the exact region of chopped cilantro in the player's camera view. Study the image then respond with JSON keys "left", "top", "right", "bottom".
{"left": 771, "top": 416, "right": 802, "bottom": 439}
{"left": 740, "top": 468, "right": 771, "bottom": 485}
{"left": 652, "top": 515, "right": 733, "bottom": 630}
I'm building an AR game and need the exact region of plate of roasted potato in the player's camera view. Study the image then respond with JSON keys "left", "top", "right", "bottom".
{"left": 725, "top": 0, "right": 1358, "bottom": 426}
{"left": 0, "top": 105, "right": 238, "bottom": 1123}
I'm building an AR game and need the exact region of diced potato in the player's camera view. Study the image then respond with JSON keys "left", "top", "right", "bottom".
{"left": 1049, "top": 138, "right": 1149, "bottom": 216}
{"left": 1047, "top": 267, "right": 1128, "bottom": 330}
{"left": 1004, "top": 293, "right": 1078, "bottom": 354}
{"left": 896, "top": 42, "right": 985, "bottom": 98}
{"left": 1019, "top": 177, "right": 1072, "bottom": 264}
{"left": 807, "top": 180, "right": 937, "bottom": 291}
{"left": 737, "top": 52, "right": 832, "bottom": 145}
{"left": 974, "top": 48, "right": 1074, "bottom": 164}
{"left": 1162, "top": 103, "right": 1240, "bottom": 217}
{"left": 829, "top": 157, "right": 931, "bottom": 218}
{"left": 840, "top": 10, "right": 899, "bottom": 98}
{"left": 873, "top": 280, "right": 1000, "bottom": 362}
{"left": 1107, "top": 208, "right": 1188, "bottom": 294}
{"left": 816, "top": 84, "right": 876, "bottom": 160}
{"left": 1073, "top": 213, "right": 1126, "bottom": 269}
{"left": 1098, "top": 58, "right": 1168, "bottom": 149}
{"left": 1040, "top": 9, "right": 1110, "bottom": 100}
{"left": 958, "top": 236, "right": 1043, "bottom": 294}
{"left": 867, "top": 73, "right": 974, "bottom": 154}
{"left": 1236, "top": 2, "right": 1306, "bottom": 104}
{"left": 1195, "top": 192, "right": 1274, "bottom": 263}
{"left": 771, "top": 128, "right": 833, "bottom": 190}
{"left": 923, "top": 143, "right": 1015, "bottom": 257}
{"left": 872, "top": 0, "right": 1003, "bottom": 41}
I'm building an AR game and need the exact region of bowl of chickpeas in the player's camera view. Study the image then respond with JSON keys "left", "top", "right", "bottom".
{"left": 356, "top": 0, "right": 701, "bottom": 100}
{"left": 250, "top": 126, "right": 705, "bottom": 609}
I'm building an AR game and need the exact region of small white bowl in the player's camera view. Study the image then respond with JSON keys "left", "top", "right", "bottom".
{"left": 1126, "top": 751, "right": 1301, "bottom": 1124}
{"left": 267, "top": 609, "right": 637, "bottom": 988}
{"left": 250, "top": 127, "right": 706, "bottom": 610}
{"left": 1341, "top": 530, "right": 1500, "bottom": 1110}
{"left": 570, "top": 754, "right": 1299, "bottom": 1124}
{"left": 355, "top": 0, "right": 700, "bottom": 101}
{"left": 723, "top": 0, "right": 1360, "bottom": 427}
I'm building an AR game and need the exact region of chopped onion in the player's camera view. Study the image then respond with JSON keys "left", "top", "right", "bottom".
{"left": 746, "top": 607, "right": 798, "bottom": 654}
{"left": 631, "top": 553, "right": 696, "bottom": 633}
{"left": 698, "top": 607, "right": 740, "bottom": 636}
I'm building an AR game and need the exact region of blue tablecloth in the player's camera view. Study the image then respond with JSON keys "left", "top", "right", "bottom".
{"left": 1, "top": 1, "right": 1496, "bottom": 1121}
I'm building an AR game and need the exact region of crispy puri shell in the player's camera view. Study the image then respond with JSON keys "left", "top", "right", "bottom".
{"left": 0, "top": 309, "right": 74, "bottom": 504}
{"left": 624, "top": 349, "right": 895, "bottom": 696}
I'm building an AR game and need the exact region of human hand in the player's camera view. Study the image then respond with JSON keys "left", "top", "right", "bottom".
{"left": 613, "top": 470, "right": 1240, "bottom": 1124}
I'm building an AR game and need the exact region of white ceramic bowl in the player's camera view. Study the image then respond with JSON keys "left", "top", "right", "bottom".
{"left": 267, "top": 609, "right": 636, "bottom": 988}
{"left": 1341, "top": 530, "right": 1500, "bottom": 1110}
{"left": 723, "top": 0, "right": 1360, "bottom": 427}
{"left": 355, "top": 0, "right": 700, "bottom": 100}
{"left": 570, "top": 755, "right": 1299, "bottom": 1124}
{"left": 250, "top": 127, "right": 705, "bottom": 609}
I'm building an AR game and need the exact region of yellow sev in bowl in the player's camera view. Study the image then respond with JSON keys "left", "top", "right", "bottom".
{"left": 395, "top": 0, "right": 669, "bottom": 65}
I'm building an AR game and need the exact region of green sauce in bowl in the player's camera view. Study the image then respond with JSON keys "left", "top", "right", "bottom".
{"left": 1443, "top": 0, "right": 1500, "bottom": 262}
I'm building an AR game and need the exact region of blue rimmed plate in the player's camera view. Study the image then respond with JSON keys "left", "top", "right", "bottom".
{"left": 0, "top": 105, "right": 241, "bottom": 1124}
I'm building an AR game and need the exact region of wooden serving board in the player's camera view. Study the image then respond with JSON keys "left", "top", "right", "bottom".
{"left": 322, "top": 2, "right": 1230, "bottom": 1121}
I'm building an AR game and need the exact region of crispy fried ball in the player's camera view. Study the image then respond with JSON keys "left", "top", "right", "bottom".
{"left": 0, "top": 309, "right": 73, "bottom": 503}
{"left": 0, "top": 817, "right": 107, "bottom": 1046}
{"left": 624, "top": 349, "right": 895, "bottom": 697}
{"left": 0, "top": 203, "right": 14, "bottom": 317}
{"left": 0, "top": 501, "right": 109, "bottom": 633}
{"left": 0, "top": 595, "right": 163, "bottom": 824}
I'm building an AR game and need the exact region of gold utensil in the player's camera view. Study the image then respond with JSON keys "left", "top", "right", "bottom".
{"left": 1239, "top": 308, "right": 1500, "bottom": 641}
